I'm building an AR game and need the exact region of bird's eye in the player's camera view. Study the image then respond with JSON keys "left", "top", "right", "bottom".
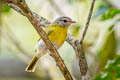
{"left": 63, "top": 20, "right": 67, "bottom": 22}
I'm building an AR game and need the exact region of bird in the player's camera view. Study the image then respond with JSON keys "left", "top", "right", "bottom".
{"left": 25, "top": 17, "right": 76, "bottom": 72}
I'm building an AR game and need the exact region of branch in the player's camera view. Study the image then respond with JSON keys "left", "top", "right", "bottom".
{"left": 67, "top": 0, "right": 96, "bottom": 77}
{"left": 77, "top": 0, "right": 96, "bottom": 76}
{"left": 8, "top": 3, "right": 25, "bottom": 15}
{"left": 0, "top": 0, "right": 73, "bottom": 80}
{"left": 80, "top": 0, "right": 96, "bottom": 44}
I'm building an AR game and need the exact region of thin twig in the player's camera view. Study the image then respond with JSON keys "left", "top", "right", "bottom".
{"left": 77, "top": 0, "right": 96, "bottom": 77}
{"left": 80, "top": 0, "right": 96, "bottom": 45}
{"left": 0, "top": 0, "right": 73, "bottom": 80}
{"left": 67, "top": 0, "right": 96, "bottom": 77}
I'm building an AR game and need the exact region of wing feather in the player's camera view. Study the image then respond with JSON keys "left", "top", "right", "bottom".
{"left": 37, "top": 24, "right": 56, "bottom": 42}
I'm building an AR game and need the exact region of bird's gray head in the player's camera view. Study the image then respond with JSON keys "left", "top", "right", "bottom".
{"left": 53, "top": 17, "right": 76, "bottom": 27}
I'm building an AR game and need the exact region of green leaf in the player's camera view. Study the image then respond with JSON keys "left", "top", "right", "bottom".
{"left": 98, "top": 30, "right": 117, "bottom": 69}
{"left": 0, "top": 3, "right": 10, "bottom": 13}
{"left": 101, "top": 9, "right": 120, "bottom": 21}
{"left": 108, "top": 24, "right": 114, "bottom": 31}
{"left": 70, "top": 24, "right": 81, "bottom": 37}
{"left": 67, "top": 0, "right": 74, "bottom": 4}
{"left": 105, "top": 57, "right": 120, "bottom": 78}
{"left": 94, "top": 72, "right": 113, "bottom": 80}
{"left": 75, "top": 0, "right": 86, "bottom": 2}
{"left": 108, "top": 19, "right": 120, "bottom": 31}
{"left": 94, "top": 74, "right": 102, "bottom": 80}
{"left": 93, "top": 5, "right": 109, "bottom": 18}
{"left": 94, "top": 56, "right": 120, "bottom": 80}
{"left": 67, "top": 0, "right": 86, "bottom": 4}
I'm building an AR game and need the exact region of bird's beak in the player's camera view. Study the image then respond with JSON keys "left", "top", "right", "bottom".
{"left": 71, "top": 21, "right": 76, "bottom": 23}
{"left": 67, "top": 21, "right": 76, "bottom": 25}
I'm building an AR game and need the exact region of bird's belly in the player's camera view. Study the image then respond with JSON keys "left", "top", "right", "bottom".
{"left": 53, "top": 34, "right": 67, "bottom": 48}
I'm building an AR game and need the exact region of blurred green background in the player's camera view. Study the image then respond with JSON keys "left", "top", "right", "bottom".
{"left": 0, "top": 0, "right": 120, "bottom": 80}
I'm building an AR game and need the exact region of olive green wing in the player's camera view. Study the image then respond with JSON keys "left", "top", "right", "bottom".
{"left": 37, "top": 30, "right": 53, "bottom": 41}
{"left": 37, "top": 24, "right": 55, "bottom": 41}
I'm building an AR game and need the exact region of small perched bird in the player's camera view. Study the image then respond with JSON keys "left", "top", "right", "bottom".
{"left": 25, "top": 17, "right": 76, "bottom": 72}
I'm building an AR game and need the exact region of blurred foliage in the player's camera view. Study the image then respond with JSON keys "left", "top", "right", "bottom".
{"left": 0, "top": 3, "right": 10, "bottom": 13}
{"left": 94, "top": 0, "right": 120, "bottom": 19}
{"left": 75, "top": 0, "right": 86, "bottom": 2}
{"left": 89, "top": 1, "right": 120, "bottom": 79}
{"left": 108, "top": 24, "right": 115, "bottom": 31}
{"left": 96, "top": 7, "right": 119, "bottom": 70}
{"left": 94, "top": 55, "right": 120, "bottom": 80}
{"left": 0, "top": 3, "right": 10, "bottom": 53}
{"left": 101, "top": 9, "right": 120, "bottom": 21}
{"left": 93, "top": 4, "right": 109, "bottom": 18}
{"left": 108, "top": 19, "right": 120, "bottom": 31}
{"left": 70, "top": 24, "right": 81, "bottom": 37}
{"left": 67, "top": 0, "right": 74, "bottom": 4}
{"left": 98, "top": 30, "right": 116, "bottom": 69}
{"left": 67, "top": 0, "right": 86, "bottom": 4}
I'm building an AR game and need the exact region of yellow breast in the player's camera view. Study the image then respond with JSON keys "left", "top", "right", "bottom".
{"left": 45, "top": 24, "right": 68, "bottom": 48}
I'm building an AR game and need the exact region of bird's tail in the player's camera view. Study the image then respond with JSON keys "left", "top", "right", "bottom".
{"left": 25, "top": 55, "right": 39, "bottom": 72}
